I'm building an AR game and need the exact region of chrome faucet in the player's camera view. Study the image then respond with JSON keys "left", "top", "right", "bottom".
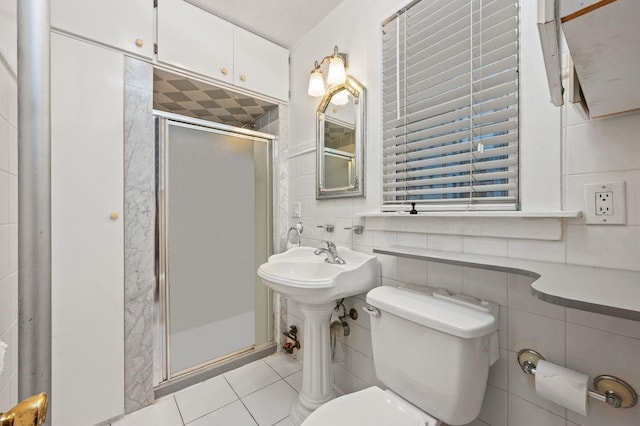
{"left": 314, "top": 241, "right": 346, "bottom": 264}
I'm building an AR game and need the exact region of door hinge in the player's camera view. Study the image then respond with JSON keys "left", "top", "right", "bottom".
{"left": 153, "top": 0, "right": 158, "bottom": 8}
{"left": 154, "top": 43, "right": 158, "bottom": 54}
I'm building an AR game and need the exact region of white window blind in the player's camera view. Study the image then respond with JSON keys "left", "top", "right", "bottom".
{"left": 382, "top": 0, "right": 519, "bottom": 211}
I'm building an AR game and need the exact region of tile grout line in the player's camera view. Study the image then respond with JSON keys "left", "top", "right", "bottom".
{"left": 172, "top": 395, "right": 186, "bottom": 426}
{"left": 226, "top": 375, "right": 260, "bottom": 426}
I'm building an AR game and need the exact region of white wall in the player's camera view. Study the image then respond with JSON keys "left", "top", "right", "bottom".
{"left": 287, "top": 1, "right": 640, "bottom": 425}
{"left": 0, "top": 0, "right": 18, "bottom": 412}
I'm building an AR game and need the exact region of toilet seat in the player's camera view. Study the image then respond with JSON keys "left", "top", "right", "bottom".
{"left": 301, "top": 386, "right": 439, "bottom": 426}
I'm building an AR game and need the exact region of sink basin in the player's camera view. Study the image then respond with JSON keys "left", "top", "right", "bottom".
{"left": 257, "top": 246, "right": 380, "bottom": 304}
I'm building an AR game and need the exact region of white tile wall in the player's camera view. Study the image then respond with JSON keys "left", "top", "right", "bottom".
{"left": 283, "top": 1, "right": 640, "bottom": 426}
{"left": 0, "top": 0, "right": 17, "bottom": 411}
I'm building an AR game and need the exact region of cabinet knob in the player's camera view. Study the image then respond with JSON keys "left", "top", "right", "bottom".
{"left": 221, "top": 67, "right": 228, "bottom": 75}
{"left": 240, "top": 74, "right": 247, "bottom": 82}
{"left": 135, "top": 38, "right": 144, "bottom": 48}
{"left": 110, "top": 212, "right": 119, "bottom": 220}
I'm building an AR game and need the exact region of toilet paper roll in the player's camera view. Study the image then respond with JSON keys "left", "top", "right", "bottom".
{"left": 535, "top": 360, "right": 589, "bottom": 416}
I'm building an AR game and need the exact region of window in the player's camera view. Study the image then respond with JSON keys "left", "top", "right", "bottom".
{"left": 382, "top": 0, "right": 519, "bottom": 211}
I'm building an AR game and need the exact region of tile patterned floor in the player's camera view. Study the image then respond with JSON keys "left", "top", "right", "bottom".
{"left": 112, "top": 354, "right": 302, "bottom": 426}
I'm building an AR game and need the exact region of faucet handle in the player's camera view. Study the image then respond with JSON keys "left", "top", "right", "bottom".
{"left": 321, "top": 240, "right": 336, "bottom": 250}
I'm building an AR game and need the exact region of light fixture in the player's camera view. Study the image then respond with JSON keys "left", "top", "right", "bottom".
{"left": 307, "top": 45, "right": 348, "bottom": 97}
{"left": 330, "top": 89, "right": 349, "bottom": 106}
{"left": 308, "top": 63, "right": 325, "bottom": 97}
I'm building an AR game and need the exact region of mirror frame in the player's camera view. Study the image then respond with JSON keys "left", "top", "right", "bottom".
{"left": 316, "top": 76, "right": 366, "bottom": 199}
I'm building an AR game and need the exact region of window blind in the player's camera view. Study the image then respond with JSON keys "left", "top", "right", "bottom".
{"left": 382, "top": 0, "right": 519, "bottom": 211}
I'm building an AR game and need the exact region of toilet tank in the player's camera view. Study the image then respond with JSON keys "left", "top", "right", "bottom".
{"left": 366, "top": 287, "right": 498, "bottom": 426}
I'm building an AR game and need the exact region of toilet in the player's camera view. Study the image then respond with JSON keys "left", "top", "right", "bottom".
{"left": 302, "top": 286, "right": 499, "bottom": 426}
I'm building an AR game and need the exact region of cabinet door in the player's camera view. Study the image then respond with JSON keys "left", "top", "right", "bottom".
{"left": 157, "top": 0, "right": 234, "bottom": 83}
{"left": 51, "top": 33, "right": 124, "bottom": 425}
{"left": 234, "top": 26, "right": 289, "bottom": 101}
{"left": 51, "top": 0, "right": 154, "bottom": 58}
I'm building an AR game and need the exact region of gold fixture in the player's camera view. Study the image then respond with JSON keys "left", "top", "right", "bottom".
{"left": 307, "top": 45, "right": 348, "bottom": 97}
{"left": 240, "top": 74, "right": 247, "bottom": 82}
{"left": 0, "top": 393, "right": 48, "bottom": 426}
{"left": 221, "top": 67, "right": 228, "bottom": 75}
{"left": 110, "top": 212, "right": 119, "bottom": 220}
{"left": 135, "top": 38, "right": 144, "bottom": 48}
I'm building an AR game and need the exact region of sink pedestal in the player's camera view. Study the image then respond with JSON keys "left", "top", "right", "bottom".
{"left": 289, "top": 301, "right": 336, "bottom": 426}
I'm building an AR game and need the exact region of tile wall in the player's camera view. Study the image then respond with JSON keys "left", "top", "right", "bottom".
{"left": 286, "top": 118, "right": 640, "bottom": 425}
{"left": 0, "top": 0, "right": 18, "bottom": 411}
{"left": 284, "top": 0, "right": 640, "bottom": 425}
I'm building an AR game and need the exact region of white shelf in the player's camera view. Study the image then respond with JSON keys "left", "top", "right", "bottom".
{"left": 373, "top": 246, "right": 640, "bottom": 322}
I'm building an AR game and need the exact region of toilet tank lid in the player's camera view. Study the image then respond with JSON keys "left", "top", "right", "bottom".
{"left": 366, "top": 287, "right": 497, "bottom": 338}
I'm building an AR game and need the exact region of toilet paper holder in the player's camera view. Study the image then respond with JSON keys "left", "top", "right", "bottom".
{"left": 517, "top": 349, "right": 638, "bottom": 409}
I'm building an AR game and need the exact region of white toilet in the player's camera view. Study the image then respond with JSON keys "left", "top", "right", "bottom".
{"left": 302, "top": 286, "right": 499, "bottom": 426}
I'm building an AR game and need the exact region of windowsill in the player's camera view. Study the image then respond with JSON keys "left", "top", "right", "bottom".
{"left": 356, "top": 210, "right": 582, "bottom": 218}
{"left": 357, "top": 210, "right": 582, "bottom": 241}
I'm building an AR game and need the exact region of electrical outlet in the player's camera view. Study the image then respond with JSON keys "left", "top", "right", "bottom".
{"left": 584, "top": 182, "right": 626, "bottom": 225}
{"left": 595, "top": 191, "right": 613, "bottom": 216}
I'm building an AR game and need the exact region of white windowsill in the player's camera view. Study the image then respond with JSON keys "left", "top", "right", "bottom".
{"left": 356, "top": 210, "right": 582, "bottom": 218}
{"left": 357, "top": 211, "right": 582, "bottom": 241}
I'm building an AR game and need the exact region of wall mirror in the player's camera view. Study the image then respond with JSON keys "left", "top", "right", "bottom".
{"left": 316, "top": 76, "right": 366, "bottom": 199}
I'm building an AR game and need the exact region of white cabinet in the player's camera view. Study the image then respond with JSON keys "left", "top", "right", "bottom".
{"left": 234, "top": 26, "right": 289, "bottom": 102}
{"left": 51, "top": 33, "right": 125, "bottom": 426}
{"left": 51, "top": 0, "right": 154, "bottom": 58}
{"left": 157, "top": 0, "right": 234, "bottom": 84}
{"left": 560, "top": 0, "right": 640, "bottom": 118}
{"left": 157, "top": 0, "right": 289, "bottom": 101}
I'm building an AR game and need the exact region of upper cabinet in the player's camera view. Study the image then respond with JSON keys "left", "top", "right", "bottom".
{"left": 233, "top": 26, "right": 290, "bottom": 102}
{"left": 157, "top": 0, "right": 234, "bottom": 85}
{"left": 51, "top": 0, "right": 154, "bottom": 58}
{"left": 538, "top": 0, "right": 640, "bottom": 119}
{"left": 157, "top": 0, "right": 289, "bottom": 102}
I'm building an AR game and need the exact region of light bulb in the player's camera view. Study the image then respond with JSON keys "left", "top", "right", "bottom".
{"left": 308, "top": 69, "right": 325, "bottom": 97}
{"left": 330, "top": 90, "right": 349, "bottom": 106}
{"left": 327, "top": 55, "right": 346, "bottom": 86}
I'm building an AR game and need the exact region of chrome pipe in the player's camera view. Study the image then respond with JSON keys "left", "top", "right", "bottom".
{"left": 17, "top": 0, "right": 52, "bottom": 423}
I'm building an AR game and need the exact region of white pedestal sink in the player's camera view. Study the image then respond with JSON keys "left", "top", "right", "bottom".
{"left": 257, "top": 246, "right": 380, "bottom": 425}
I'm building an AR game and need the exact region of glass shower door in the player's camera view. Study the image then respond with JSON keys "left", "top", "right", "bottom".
{"left": 158, "top": 117, "right": 272, "bottom": 378}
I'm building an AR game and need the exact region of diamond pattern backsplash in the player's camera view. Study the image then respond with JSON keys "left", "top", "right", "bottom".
{"left": 153, "top": 68, "right": 277, "bottom": 128}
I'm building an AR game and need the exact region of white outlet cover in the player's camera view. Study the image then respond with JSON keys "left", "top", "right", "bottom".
{"left": 584, "top": 181, "right": 627, "bottom": 225}
{"left": 291, "top": 201, "right": 301, "bottom": 218}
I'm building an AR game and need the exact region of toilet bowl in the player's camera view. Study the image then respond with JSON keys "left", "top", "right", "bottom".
{"left": 302, "top": 386, "right": 439, "bottom": 426}
{"left": 301, "top": 286, "right": 499, "bottom": 426}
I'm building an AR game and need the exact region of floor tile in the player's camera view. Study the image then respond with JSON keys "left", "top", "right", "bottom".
{"left": 174, "top": 375, "right": 238, "bottom": 423}
{"left": 111, "top": 395, "right": 183, "bottom": 426}
{"left": 273, "top": 418, "right": 294, "bottom": 426}
{"left": 284, "top": 370, "right": 302, "bottom": 393}
{"left": 224, "top": 360, "right": 281, "bottom": 397}
{"left": 187, "top": 400, "right": 256, "bottom": 426}
{"left": 265, "top": 354, "right": 302, "bottom": 378}
{"left": 241, "top": 380, "right": 298, "bottom": 426}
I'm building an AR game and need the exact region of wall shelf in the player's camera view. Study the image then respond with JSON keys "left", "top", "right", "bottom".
{"left": 373, "top": 245, "right": 640, "bottom": 322}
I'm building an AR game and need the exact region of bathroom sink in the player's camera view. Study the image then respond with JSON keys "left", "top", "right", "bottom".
{"left": 257, "top": 246, "right": 380, "bottom": 304}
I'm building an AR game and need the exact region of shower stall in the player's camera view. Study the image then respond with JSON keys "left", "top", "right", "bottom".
{"left": 153, "top": 111, "right": 275, "bottom": 391}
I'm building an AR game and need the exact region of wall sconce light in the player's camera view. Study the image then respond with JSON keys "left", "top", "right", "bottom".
{"left": 307, "top": 45, "right": 348, "bottom": 97}
{"left": 330, "top": 90, "right": 349, "bottom": 106}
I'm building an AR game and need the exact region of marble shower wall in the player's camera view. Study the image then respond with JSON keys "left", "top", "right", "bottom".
{"left": 255, "top": 104, "right": 290, "bottom": 351}
{"left": 123, "top": 57, "right": 156, "bottom": 413}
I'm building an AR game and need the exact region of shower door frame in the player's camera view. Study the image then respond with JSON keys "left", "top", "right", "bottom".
{"left": 153, "top": 110, "right": 276, "bottom": 387}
